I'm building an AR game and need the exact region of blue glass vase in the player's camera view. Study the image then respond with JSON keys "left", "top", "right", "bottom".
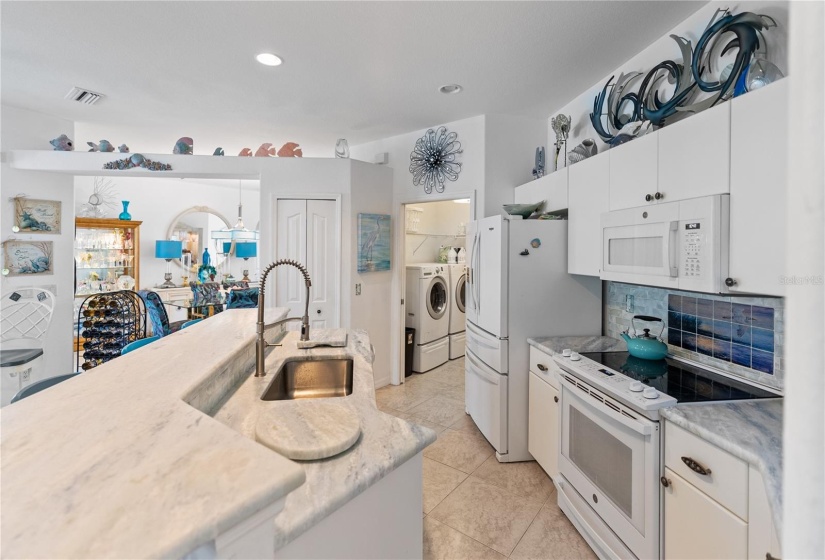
{"left": 118, "top": 201, "right": 131, "bottom": 220}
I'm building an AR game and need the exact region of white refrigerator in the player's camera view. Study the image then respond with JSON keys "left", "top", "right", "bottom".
{"left": 465, "top": 215, "right": 602, "bottom": 462}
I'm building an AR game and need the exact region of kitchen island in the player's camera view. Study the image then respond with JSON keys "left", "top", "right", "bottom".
{"left": 0, "top": 309, "right": 435, "bottom": 559}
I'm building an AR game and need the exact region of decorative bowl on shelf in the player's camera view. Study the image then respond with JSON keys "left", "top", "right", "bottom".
{"left": 502, "top": 201, "right": 545, "bottom": 219}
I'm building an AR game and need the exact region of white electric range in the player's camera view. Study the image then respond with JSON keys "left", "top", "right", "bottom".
{"left": 552, "top": 350, "right": 778, "bottom": 560}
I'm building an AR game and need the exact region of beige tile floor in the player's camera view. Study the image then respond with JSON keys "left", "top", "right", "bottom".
{"left": 376, "top": 357, "right": 597, "bottom": 560}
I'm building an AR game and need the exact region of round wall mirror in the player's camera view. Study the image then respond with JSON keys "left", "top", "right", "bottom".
{"left": 166, "top": 206, "right": 232, "bottom": 270}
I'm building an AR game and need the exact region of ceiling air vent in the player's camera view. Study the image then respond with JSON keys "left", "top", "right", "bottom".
{"left": 64, "top": 87, "right": 105, "bottom": 105}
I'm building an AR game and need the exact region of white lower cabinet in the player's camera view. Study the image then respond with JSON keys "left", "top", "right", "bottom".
{"left": 663, "top": 420, "right": 781, "bottom": 560}
{"left": 527, "top": 346, "right": 560, "bottom": 480}
{"left": 528, "top": 371, "right": 559, "bottom": 479}
{"left": 663, "top": 467, "right": 748, "bottom": 560}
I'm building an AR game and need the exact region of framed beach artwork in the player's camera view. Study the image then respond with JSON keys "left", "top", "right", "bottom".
{"left": 13, "top": 197, "right": 62, "bottom": 233}
{"left": 357, "top": 213, "right": 391, "bottom": 273}
{"left": 2, "top": 240, "right": 53, "bottom": 276}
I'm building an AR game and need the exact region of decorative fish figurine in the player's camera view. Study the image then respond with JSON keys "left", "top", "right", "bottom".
{"left": 255, "top": 143, "right": 276, "bottom": 157}
{"left": 277, "top": 142, "right": 303, "bottom": 158}
{"left": 118, "top": 144, "right": 130, "bottom": 153}
{"left": 87, "top": 140, "right": 115, "bottom": 152}
{"left": 238, "top": 148, "right": 253, "bottom": 157}
{"left": 173, "top": 137, "right": 193, "bottom": 155}
{"left": 50, "top": 134, "right": 74, "bottom": 151}
{"left": 213, "top": 147, "right": 224, "bottom": 156}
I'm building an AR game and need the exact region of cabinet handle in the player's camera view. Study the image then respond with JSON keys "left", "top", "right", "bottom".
{"left": 660, "top": 476, "right": 671, "bottom": 488}
{"left": 537, "top": 364, "right": 548, "bottom": 372}
{"left": 681, "top": 456, "right": 712, "bottom": 475}
{"left": 645, "top": 194, "right": 654, "bottom": 202}
{"left": 554, "top": 396, "right": 559, "bottom": 403}
{"left": 725, "top": 277, "right": 737, "bottom": 287}
{"left": 654, "top": 191, "right": 663, "bottom": 200}
{"left": 766, "top": 553, "right": 781, "bottom": 560}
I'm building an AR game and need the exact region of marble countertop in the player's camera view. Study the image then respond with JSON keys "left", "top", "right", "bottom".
{"left": 527, "top": 335, "right": 626, "bottom": 355}
{"left": 213, "top": 329, "right": 438, "bottom": 550}
{"left": 0, "top": 309, "right": 306, "bottom": 559}
{"left": 660, "top": 400, "right": 783, "bottom": 534}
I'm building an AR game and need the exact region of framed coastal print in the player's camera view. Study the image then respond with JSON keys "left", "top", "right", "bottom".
{"left": 13, "top": 197, "right": 62, "bottom": 233}
{"left": 2, "top": 240, "right": 53, "bottom": 276}
{"left": 357, "top": 213, "right": 391, "bottom": 273}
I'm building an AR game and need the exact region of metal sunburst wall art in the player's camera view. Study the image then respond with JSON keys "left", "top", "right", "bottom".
{"left": 409, "top": 126, "right": 463, "bottom": 194}
{"left": 589, "top": 8, "right": 780, "bottom": 148}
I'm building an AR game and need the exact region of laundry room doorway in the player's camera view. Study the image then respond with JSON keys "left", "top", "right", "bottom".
{"left": 393, "top": 192, "right": 475, "bottom": 385}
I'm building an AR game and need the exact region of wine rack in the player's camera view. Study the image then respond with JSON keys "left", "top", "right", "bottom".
{"left": 76, "top": 291, "right": 147, "bottom": 371}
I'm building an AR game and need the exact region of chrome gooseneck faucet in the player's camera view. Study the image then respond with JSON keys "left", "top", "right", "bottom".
{"left": 256, "top": 259, "right": 311, "bottom": 377}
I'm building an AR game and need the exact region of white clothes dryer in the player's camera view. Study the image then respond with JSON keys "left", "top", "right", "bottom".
{"left": 447, "top": 264, "right": 466, "bottom": 359}
{"left": 405, "top": 265, "right": 450, "bottom": 372}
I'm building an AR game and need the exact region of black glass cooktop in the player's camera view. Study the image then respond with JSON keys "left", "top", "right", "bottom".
{"left": 581, "top": 352, "right": 778, "bottom": 404}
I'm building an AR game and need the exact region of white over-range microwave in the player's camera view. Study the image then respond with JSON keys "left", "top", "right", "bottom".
{"left": 601, "top": 194, "right": 730, "bottom": 293}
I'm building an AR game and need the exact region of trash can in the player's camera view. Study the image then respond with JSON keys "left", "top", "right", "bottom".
{"left": 405, "top": 328, "right": 415, "bottom": 377}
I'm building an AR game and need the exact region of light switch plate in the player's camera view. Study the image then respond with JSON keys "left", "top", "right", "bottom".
{"left": 625, "top": 294, "right": 634, "bottom": 312}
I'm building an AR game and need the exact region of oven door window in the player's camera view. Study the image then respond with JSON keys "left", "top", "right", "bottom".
{"left": 569, "top": 405, "right": 633, "bottom": 518}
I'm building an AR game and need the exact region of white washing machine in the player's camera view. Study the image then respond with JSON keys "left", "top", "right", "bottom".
{"left": 447, "top": 264, "right": 466, "bottom": 359}
{"left": 405, "top": 264, "right": 449, "bottom": 372}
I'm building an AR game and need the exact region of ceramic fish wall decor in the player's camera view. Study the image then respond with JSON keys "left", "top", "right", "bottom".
{"left": 49, "top": 134, "right": 74, "bottom": 151}
{"left": 87, "top": 140, "right": 115, "bottom": 152}
{"left": 213, "top": 147, "right": 225, "bottom": 156}
{"left": 255, "top": 143, "right": 276, "bottom": 157}
{"left": 173, "top": 137, "right": 194, "bottom": 155}
{"left": 118, "top": 144, "right": 130, "bottom": 153}
{"left": 277, "top": 142, "right": 303, "bottom": 157}
{"left": 238, "top": 148, "right": 253, "bottom": 157}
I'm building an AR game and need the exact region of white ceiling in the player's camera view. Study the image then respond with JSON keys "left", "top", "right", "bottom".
{"left": 1, "top": 1, "right": 704, "bottom": 157}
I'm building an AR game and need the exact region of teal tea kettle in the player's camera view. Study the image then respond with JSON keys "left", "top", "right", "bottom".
{"left": 621, "top": 315, "right": 668, "bottom": 360}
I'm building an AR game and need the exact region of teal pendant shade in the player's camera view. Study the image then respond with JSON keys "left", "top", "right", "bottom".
{"left": 222, "top": 242, "right": 233, "bottom": 254}
{"left": 235, "top": 242, "right": 257, "bottom": 259}
{"left": 155, "top": 240, "right": 183, "bottom": 260}
{"left": 118, "top": 201, "right": 132, "bottom": 220}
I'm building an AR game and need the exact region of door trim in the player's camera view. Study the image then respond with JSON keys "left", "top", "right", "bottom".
{"left": 271, "top": 194, "right": 342, "bottom": 329}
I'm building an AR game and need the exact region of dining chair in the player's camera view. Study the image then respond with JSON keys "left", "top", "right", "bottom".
{"left": 121, "top": 336, "right": 160, "bottom": 355}
{"left": 10, "top": 372, "right": 82, "bottom": 404}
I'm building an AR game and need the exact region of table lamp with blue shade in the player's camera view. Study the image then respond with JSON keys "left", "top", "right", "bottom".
{"left": 236, "top": 242, "right": 257, "bottom": 282}
{"left": 155, "top": 240, "right": 183, "bottom": 288}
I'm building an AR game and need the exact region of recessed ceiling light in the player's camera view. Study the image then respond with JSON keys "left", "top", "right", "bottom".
{"left": 439, "top": 84, "right": 463, "bottom": 95}
{"left": 256, "top": 53, "right": 283, "bottom": 67}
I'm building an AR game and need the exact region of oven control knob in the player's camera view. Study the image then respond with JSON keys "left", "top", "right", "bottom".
{"left": 562, "top": 349, "right": 572, "bottom": 357}
{"left": 629, "top": 382, "right": 644, "bottom": 392}
{"left": 643, "top": 387, "right": 660, "bottom": 399}
{"left": 569, "top": 352, "right": 581, "bottom": 361}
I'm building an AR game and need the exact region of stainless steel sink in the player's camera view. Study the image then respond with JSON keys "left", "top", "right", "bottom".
{"left": 261, "top": 359, "right": 354, "bottom": 401}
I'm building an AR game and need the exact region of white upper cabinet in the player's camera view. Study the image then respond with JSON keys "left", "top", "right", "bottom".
{"left": 728, "top": 80, "right": 788, "bottom": 296}
{"left": 608, "top": 132, "right": 658, "bottom": 211}
{"left": 658, "top": 101, "right": 731, "bottom": 202}
{"left": 514, "top": 168, "right": 568, "bottom": 212}
{"left": 568, "top": 152, "right": 609, "bottom": 276}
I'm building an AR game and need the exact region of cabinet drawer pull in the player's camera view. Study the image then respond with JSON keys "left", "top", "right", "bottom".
{"left": 537, "top": 363, "right": 548, "bottom": 372}
{"left": 554, "top": 396, "right": 559, "bottom": 403}
{"left": 766, "top": 553, "right": 781, "bottom": 560}
{"left": 660, "top": 476, "right": 671, "bottom": 488}
{"left": 654, "top": 191, "right": 663, "bottom": 200}
{"left": 645, "top": 193, "right": 653, "bottom": 202}
{"left": 681, "top": 456, "right": 712, "bottom": 475}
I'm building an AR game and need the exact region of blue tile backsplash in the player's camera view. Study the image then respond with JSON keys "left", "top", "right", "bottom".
{"left": 605, "top": 282, "right": 784, "bottom": 391}
{"left": 668, "top": 294, "right": 775, "bottom": 374}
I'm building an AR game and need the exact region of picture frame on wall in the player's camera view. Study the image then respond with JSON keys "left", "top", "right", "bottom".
{"left": 357, "top": 213, "right": 391, "bottom": 273}
{"left": 13, "top": 197, "right": 62, "bottom": 233}
{"left": 2, "top": 240, "right": 53, "bottom": 277}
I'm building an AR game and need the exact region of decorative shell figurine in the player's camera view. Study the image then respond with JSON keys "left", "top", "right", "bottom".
{"left": 277, "top": 142, "right": 303, "bottom": 157}
{"left": 173, "top": 137, "right": 193, "bottom": 155}
{"left": 238, "top": 148, "right": 253, "bottom": 157}
{"left": 213, "top": 147, "right": 225, "bottom": 156}
{"left": 50, "top": 134, "right": 74, "bottom": 151}
{"left": 118, "top": 144, "right": 130, "bottom": 153}
{"left": 568, "top": 138, "right": 598, "bottom": 165}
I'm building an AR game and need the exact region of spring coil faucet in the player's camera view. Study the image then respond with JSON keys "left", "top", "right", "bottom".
{"left": 256, "top": 259, "right": 312, "bottom": 377}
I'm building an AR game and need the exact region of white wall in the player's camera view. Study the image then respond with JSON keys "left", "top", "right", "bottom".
{"left": 73, "top": 177, "right": 260, "bottom": 289}
{"left": 783, "top": 0, "right": 824, "bottom": 556}
{"left": 547, "top": 1, "right": 790, "bottom": 159}
{"left": 405, "top": 200, "right": 470, "bottom": 265}
{"left": 1, "top": 105, "right": 75, "bottom": 378}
